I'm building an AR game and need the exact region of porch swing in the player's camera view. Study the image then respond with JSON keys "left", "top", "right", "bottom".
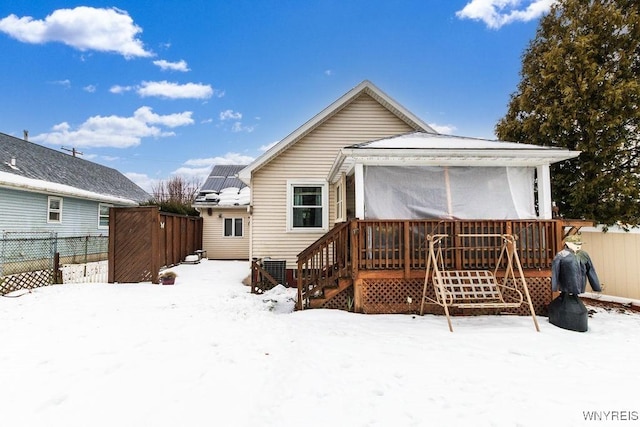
{"left": 420, "top": 234, "right": 540, "bottom": 332}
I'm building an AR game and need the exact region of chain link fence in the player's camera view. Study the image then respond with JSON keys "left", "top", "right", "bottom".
{"left": 0, "top": 232, "right": 108, "bottom": 295}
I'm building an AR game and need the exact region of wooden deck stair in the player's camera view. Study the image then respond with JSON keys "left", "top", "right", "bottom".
{"left": 309, "top": 277, "right": 353, "bottom": 308}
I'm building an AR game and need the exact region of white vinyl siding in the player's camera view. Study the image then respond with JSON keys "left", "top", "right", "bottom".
{"left": 201, "top": 208, "right": 250, "bottom": 259}
{"left": 250, "top": 93, "right": 415, "bottom": 268}
{"left": 0, "top": 187, "right": 117, "bottom": 237}
{"left": 47, "top": 196, "right": 62, "bottom": 223}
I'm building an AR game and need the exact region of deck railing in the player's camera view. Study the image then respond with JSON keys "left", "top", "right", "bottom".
{"left": 353, "top": 219, "right": 562, "bottom": 271}
{"left": 297, "top": 219, "right": 563, "bottom": 308}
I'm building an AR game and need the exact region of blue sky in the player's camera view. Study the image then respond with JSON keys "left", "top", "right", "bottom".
{"left": 0, "top": 1, "right": 556, "bottom": 193}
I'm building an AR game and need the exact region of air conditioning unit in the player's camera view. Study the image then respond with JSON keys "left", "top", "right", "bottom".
{"left": 262, "top": 259, "right": 287, "bottom": 286}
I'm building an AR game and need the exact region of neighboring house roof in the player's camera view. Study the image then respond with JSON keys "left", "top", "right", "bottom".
{"left": 0, "top": 132, "right": 150, "bottom": 204}
{"left": 329, "top": 131, "right": 581, "bottom": 181}
{"left": 199, "top": 165, "right": 248, "bottom": 193}
{"left": 237, "top": 80, "right": 436, "bottom": 184}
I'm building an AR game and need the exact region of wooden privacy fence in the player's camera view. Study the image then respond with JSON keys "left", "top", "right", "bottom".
{"left": 108, "top": 206, "right": 203, "bottom": 284}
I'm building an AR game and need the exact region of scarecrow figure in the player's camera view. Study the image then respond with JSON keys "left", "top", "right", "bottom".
{"left": 549, "top": 234, "right": 602, "bottom": 332}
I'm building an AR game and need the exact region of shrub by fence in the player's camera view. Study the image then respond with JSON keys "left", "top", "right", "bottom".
{"left": 0, "top": 232, "right": 108, "bottom": 295}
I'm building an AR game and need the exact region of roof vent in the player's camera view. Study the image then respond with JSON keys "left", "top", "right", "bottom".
{"left": 5, "top": 158, "right": 19, "bottom": 171}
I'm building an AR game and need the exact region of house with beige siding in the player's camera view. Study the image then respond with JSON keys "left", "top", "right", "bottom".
{"left": 238, "top": 81, "right": 434, "bottom": 281}
{"left": 239, "top": 81, "right": 580, "bottom": 314}
{"left": 193, "top": 165, "right": 250, "bottom": 260}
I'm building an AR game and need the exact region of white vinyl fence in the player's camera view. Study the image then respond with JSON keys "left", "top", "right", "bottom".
{"left": 578, "top": 226, "right": 640, "bottom": 300}
{"left": 61, "top": 261, "right": 108, "bottom": 284}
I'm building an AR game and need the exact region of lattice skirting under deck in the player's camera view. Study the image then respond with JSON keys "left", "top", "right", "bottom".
{"left": 360, "top": 276, "right": 552, "bottom": 316}
{"left": 319, "top": 286, "right": 355, "bottom": 311}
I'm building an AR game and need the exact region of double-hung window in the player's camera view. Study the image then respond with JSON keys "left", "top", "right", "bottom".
{"left": 287, "top": 181, "right": 328, "bottom": 231}
{"left": 98, "top": 204, "right": 111, "bottom": 229}
{"left": 47, "top": 196, "right": 62, "bottom": 223}
{"left": 224, "top": 217, "right": 243, "bottom": 237}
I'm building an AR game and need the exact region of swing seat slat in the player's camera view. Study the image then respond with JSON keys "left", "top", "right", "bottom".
{"left": 433, "top": 269, "right": 522, "bottom": 307}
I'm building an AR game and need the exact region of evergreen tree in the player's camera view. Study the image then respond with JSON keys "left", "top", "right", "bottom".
{"left": 496, "top": 0, "right": 640, "bottom": 227}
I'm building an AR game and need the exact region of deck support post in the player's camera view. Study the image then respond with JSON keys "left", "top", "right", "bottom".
{"left": 537, "top": 165, "right": 552, "bottom": 219}
{"left": 354, "top": 163, "right": 365, "bottom": 219}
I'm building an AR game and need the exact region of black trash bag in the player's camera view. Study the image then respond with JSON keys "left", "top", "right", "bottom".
{"left": 548, "top": 293, "right": 588, "bottom": 332}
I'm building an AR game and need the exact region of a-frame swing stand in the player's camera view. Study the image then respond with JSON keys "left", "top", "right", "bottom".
{"left": 420, "top": 234, "right": 540, "bottom": 332}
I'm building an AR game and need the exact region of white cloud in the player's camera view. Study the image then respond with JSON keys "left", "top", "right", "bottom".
{"left": 0, "top": 6, "right": 152, "bottom": 58}
{"left": 31, "top": 106, "right": 194, "bottom": 149}
{"left": 153, "top": 59, "right": 190, "bottom": 72}
{"left": 231, "top": 122, "right": 255, "bottom": 133}
{"left": 170, "top": 166, "right": 213, "bottom": 184}
{"left": 183, "top": 153, "right": 255, "bottom": 168}
{"left": 109, "top": 85, "right": 133, "bottom": 94}
{"left": 124, "top": 172, "right": 159, "bottom": 193}
{"left": 456, "top": 0, "right": 556, "bottom": 29}
{"left": 83, "top": 84, "right": 96, "bottom": 93}
{"left": 51, "top": 79, "right": 71, "bottom": 88}
{"left": 137, "top": 81, "right": 213, "bottom": 99}
{"left": 428, "top": 123, "right": 457, "bottom": 134}
{"left": 259, "top": 141, "right": 279, "bottom": 152}
{"left": 219, "top": 110, "right": 242, "bottom": 121}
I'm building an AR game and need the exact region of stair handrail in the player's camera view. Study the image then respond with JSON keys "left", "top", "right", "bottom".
{"left": 296, "top": 219, "right": 354, "bottom": 309}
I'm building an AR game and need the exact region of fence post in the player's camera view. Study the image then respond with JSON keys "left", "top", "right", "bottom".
{"left": 53, "top": 252, "right": 61, "bottom": 284}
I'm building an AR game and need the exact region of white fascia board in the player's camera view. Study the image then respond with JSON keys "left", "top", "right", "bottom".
{"left": 0, "top": 172, "right": 138, "bottom": 206}
{"left": 339, "top": 148, "right": 581, "bottom": 166}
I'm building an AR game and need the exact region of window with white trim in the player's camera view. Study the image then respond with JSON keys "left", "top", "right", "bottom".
{"left": 224, "top": 217, "right": 243, "bottom": 237}
{"left": 47, "top": 196, "right": 62, "bottom": 223}
{"left": 287, "top": 181, "right": 328, "bottom": 231}
{"left": 335, "top": 175, "right": 346, "bottom": 222}
{"left": 98, "top": 204, "right": 111, "bottom": 229}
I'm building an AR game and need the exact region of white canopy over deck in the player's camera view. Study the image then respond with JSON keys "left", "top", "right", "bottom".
{"left": 328, "top": 132, "right": 581, "bottom": 220}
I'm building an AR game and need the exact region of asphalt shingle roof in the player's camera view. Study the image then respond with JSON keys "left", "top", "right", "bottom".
{"left": 0, "top": 132, "right": 150, "bottom": 203}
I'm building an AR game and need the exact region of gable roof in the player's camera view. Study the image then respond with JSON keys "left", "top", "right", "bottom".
{"left": 328, "top": 131, "right": 581, "bottom": 181}
{"left": 199, "top": 165, "right": 248, "bottom": 193}
{"left": 237, "top": 80, "right": 436, "bottom": 184}
{"left": 0, "top": 132, "right": 150, "bottom": 204}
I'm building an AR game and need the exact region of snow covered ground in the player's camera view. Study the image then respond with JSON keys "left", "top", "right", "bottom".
{"left": 1, "top": 260, "right": 639, "bottom": 427}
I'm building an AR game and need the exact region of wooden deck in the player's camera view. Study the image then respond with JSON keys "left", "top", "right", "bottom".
{"left": 297, "top": 219, "right": 565, "bottom": 314}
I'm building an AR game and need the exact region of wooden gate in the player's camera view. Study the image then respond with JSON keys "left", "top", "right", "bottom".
{"left": 108, "top": 206, "right": 202, "bottom": 284}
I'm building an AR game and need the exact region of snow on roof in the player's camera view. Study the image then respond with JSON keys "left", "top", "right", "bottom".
{"left": 351, "top": 131, "right": 564, "bottom": 150}
{"left": 0, "top": 171, "right": 139, "bottom": 205}
{"left": 329, "top": 132, "right": 581, "bottom": 182}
